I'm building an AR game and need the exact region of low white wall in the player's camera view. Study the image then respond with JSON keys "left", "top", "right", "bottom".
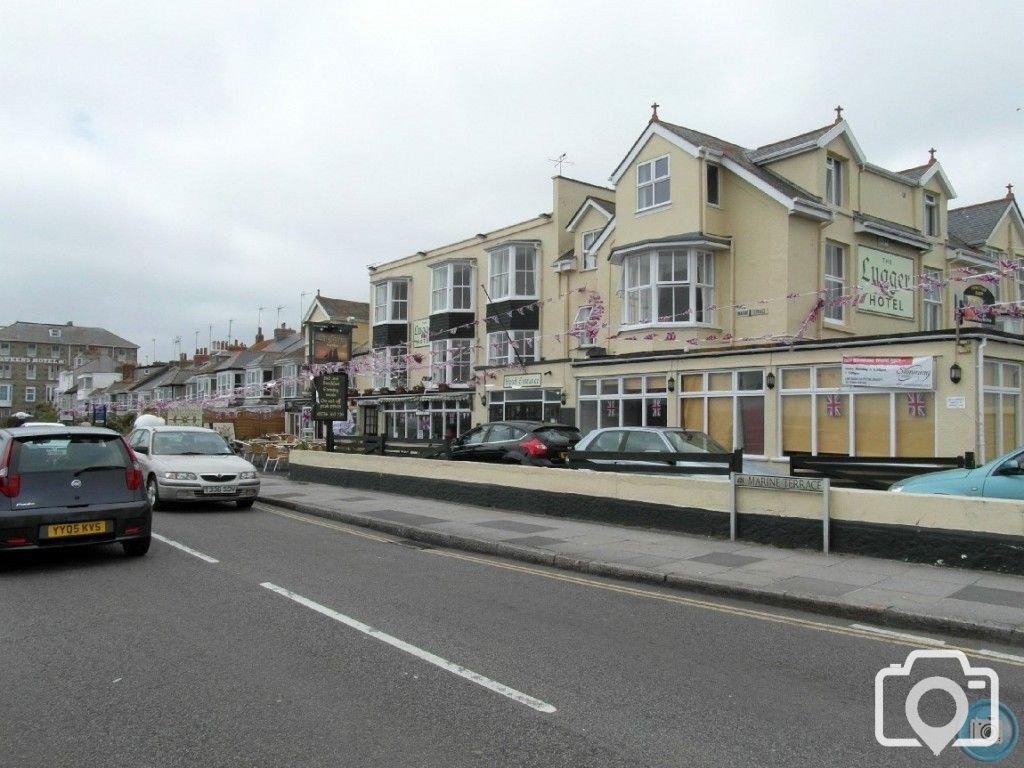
{"left": 290, "top": 451, "right": 1024, "bottom": 538}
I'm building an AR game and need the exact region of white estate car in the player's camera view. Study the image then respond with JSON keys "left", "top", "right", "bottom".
{"left": 127, "top": 426, "right": 260, "bottom": 509}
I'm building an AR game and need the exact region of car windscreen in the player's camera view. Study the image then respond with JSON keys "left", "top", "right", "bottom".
{"left": 664, "top": 430, "right": 727, "bottom": 454}
{"left": 152, "top": 432, "right": 233, "bottom": 456}
{"left": 533, "top": 426, "right": 582, "bottom": 446}
{"left": 14, "top": 435, "right": 130, "bottom": 473}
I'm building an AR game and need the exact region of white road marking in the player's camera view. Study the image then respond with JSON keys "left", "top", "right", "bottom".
{"left": 976, "top": 649, "right": 1024, "bottom": 664}
{"left": 260, "top": 581, "right": 556, "bottom": 714}
{"left": 152, "top": 533, "right": 219, "bottom": 563}
{"left": 849, "top": 624, "right": 946, "bottom": 646}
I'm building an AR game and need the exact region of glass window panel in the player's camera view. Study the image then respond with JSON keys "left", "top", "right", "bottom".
{"left": 782, "top": 396, "right": 812, "bottom": 454}
{"left": 816, "top": 367, "right": 841, "bottom": 388}
{"left": 707, "top": 397, "right": 734, "bottom": 450}
{"left": 737, "top": 396, "right": 765, "bottom": 454}
{"left": 647, "top": 398, "right": 667, "bottom": 427}
{"left": 855, "top": 394, "right": 890, "bottom": 457}
{"left": 1004, "top": 363, "right": 1020, "bottom": 389}
{"left": 645, "top": 376, "right": 667, "bottom": 393}
{"left": 708, "top": 372, "right": 731, "bottom": 391}
{"left": 781, "top": 368, "right": 810, "bottom": 390}
{"left": 638, "top": 163, "right": 651, "bottom": 184}
{"left": 681, "top": 374, "right": 704, "bottom": 393}
{"left": 984, "top": 393, "right": 999, "bottom": 460}
{"left": 580, "top": 380, "right": 597, "bottom": 397}
{"left": 622, "top": 399, "right": 643, "bottom": 426}
{"left": 1002, "top": 394, "right": 1018, "bottom": 453}
{"left": 654, "top": 157, "right": 668, "bottom": 177}
{"left": 600, "top": 379, "right": 620, "bottom": 395}
{"left": 737, "top": 371, "right": 763, "bottom": 391}
{"left": 816, "top": 394, "right": 849, "bottom": 455}
{"left": 623, "top": 377, "right": 643, "bottom": 394}
{"left": 984, "top": 361, "right": 999, "bottom": 387}
{"left": 681, "top": 398, "right": 704, "bottom": 431}
{"left": 896, "top": 392, "right": 934, "bottom": 457}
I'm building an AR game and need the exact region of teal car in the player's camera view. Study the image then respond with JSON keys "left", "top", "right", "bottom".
{"left": 890, "top": 448, "right": 1024, "bottom": 499}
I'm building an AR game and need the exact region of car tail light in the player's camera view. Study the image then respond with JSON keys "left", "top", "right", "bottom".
{"left": 519, "top": 436, "right": 549, "bottom": 457}
{"left": 5, "top": 537, "right": 28, "bottom": 546}
{"left": 120, "top": 438, "right": 143, "bottom": 491}
{"left": 124, "top": 525, "right": 141, "bottom": 535}
{"left": 0, "top": 440, "right": 19, "bottom": 499}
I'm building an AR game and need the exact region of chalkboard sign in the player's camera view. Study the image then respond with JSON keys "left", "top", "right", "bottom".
{"left": 312, "top": 372, "right": 349, "bottom": 421}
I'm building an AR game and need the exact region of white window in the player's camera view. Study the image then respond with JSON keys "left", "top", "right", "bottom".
{"left": 923, "top": 268, "right": 943, "bottom": 331}
{"left": 487, "top": 331, "right": 537, "bottom": 366}
{"left": 582, "top": 230, "right": 601, "bottom": 270}
{"left": 0, "top": 343, "right": 9, "bottom": 356}
{"left": 825, "top": 156, "right": 843, "bottom": 206}
{"left": 0, "top": 363, "right": 10, "bottom": 378}
{"left": 0, "top": 384, "right": 11, "bottom": 405}
{"left": 26, "top": 344, "right": 37, "bottom": 358}
{"left": 45, "top": 386, "right": 58, "bottom": 401}
{"left": 25, "top": 364, "right": 36, "bottom": 380}
{"left": 431, "top": 262, "right": 474, "bottom": 313}
{"left": 430, "top": 338, "right": 473, "bottom": 385}
{"left": 488, "top": 245, "right": 536, "bottom": 300}
{"left": 25, "top": 386, "right": 36, "bottom": 402}
{"left": 924, "top": 193, "right": 939, "bottom": 237}
{"left": 706, "top": 164, "right": 720, "bottom": 206}
{"left": 116, "top": 350, "right": 126, "bottom": 362}
{"left": 47, "top": 365, "right": 57, "bottom": 380}
{"left": 824, "top": 242, "right": 846, "bottom": 323}
{"left": 372, "top": 346, "right": 407, "bottom": 389}
{"left": 622, "top": 250, "right": 714, "bottom": 326}
{"left": 637, "top": 156, "right": 670, "bottom": 211}
{"left": 572, "top": 306, "right": 596, "bottom": 347}
{"left": 51, "top": 345, "right": 61, "bottom": 358}
{"left": 373, "top": 280, "right": 409, "bottom": 324}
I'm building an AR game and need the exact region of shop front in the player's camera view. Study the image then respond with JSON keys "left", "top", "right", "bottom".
{"left": 484, "top": 373, "right": 566, "bottom": 423}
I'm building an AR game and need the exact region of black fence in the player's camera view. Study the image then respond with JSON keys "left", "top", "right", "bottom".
{"left": 568, "top": 447, "right": 744, "bottom": 475}
{"left": 788, "top": 452, "right": 976, "bottom": 490}
{"left": 332, "top": 435, "right": 450, "bottom": 459}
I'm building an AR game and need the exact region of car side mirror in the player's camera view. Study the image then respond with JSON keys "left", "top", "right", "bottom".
{"left": 135, "top": 446, "right": 149, "bottom": 455}
{"left": 1000, "top": 459, "right": 1022, "bottom": 474}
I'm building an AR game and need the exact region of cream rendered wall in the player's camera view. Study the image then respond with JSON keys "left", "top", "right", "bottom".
{"left": 762, "top": 151, "right": 821, "bottom": 197}
{"left": 859, "top": 170, "right": 916, "bottom": 228}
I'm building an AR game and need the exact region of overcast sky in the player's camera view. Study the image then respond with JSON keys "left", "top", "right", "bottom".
{"left": 2, "top": 1, "right": 1021, "bottom": 363}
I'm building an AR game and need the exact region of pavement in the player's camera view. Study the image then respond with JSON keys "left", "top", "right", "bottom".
{"left": 257, "top": 472, "right": 1024, "bottom": 646}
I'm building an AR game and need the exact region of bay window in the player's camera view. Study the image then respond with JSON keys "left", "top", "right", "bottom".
{"left": 431, "top": 262, "right": 473, "bottom": 313}
{"left": 372, "top": 346, "right": 408, "bottom": 390}
{"left": 488, "top": 244, "right": 537, "bottom": 300}
{"left": 430, "top": 338, "right": 473, "bottom": 385}
{"left": 622, "top": 249, "right": 714, "bottom": 326}
{"left": 487, "top": 331, "right": 537, "bottom": 366}
{"left": 373, "top": 280, "right": 409, "bottom": 324}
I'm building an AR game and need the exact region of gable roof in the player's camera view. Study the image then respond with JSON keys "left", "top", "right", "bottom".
{"left": 948, "top": 198, "right": 1024, "bottom": 248}
{"left": 566, "top": 196, "right": 616, "bottom": 232}
{"left": 314, "top": 297, "right": 369, "bottom": 324}
{"left": 0, "top": 321, "right": 138, "bottom": 348}
{"left": 747, "top": 121, "right": 866, "bottom": 165}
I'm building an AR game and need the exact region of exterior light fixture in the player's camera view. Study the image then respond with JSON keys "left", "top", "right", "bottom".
{"left": 480, "top": 391, "right": 487, "bottom": 407}
{"left": 667, "top": 375, "right": 676, "bottom": 393}
{"left": 560, "top": 390, "right": 567, "bottom": 405}
{"left": 766, "top": 372, "right": 776, "bottom": 390}
{"left": 950, "top": 363, "right": 962, "bottom": 384}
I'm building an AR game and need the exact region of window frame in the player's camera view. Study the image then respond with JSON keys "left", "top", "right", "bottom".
{"left": 621, "top": 249, "right": 715, "bottom": 328}
{"left": 25, "top": 386, "right": 37, "bottom": 403}
{"left": 636, "top": 155, "right": 670, "bottom": 212}
{"left": 429, "top": 338, "right": 473, "bottom": 385}
{"left": 581, "top": 230, "right": 601, "bottom": 271}
{"left": 373, "top": 279, "right": 409, "bottom": 325}
{"left": 825, "top": 156, "right": 843, "bottom": 207}
{"left": 922, "top": 267, "right": 943, "bottom": 331}
{"left": 824, "top": 241, "right": 847, "bottom": 324}
{"left": 487, "top": 330, "right": 538, "bottom": 367}
{"left": 488, "top": 245, "right": 537, "bottom": 301}
{"left": 706, "top": 163, "right": 720, "bottom": 206}
{"left": 923, "top": 193, "right": 939, "bottom": 237}
{"left": 431, "top": 262, "right": 474, "bottom": 314}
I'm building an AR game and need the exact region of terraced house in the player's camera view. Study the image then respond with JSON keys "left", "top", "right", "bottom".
{"left": 354, "top": 107, "right": 1024, "bottom": 465}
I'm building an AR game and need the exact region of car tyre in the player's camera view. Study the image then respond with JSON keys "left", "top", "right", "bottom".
{"left": 236, "top": 498, "right": 256, "bottom": 509}
{"left": 122, "top": 535, "right": 151, "bottom": 557}
{"left": 146, "top": 477, "right": 164, "bottom": 511}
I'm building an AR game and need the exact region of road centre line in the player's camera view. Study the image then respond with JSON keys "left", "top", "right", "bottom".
{"left": 849, "top": 624, "right": 946, "bottom": 646}
{"left": 151, "top": 533, "right": 219, "bottom": 563}
{"left": 424, "top": 550, "right": 1024, "bottom": 668}
{"left": 259, "top": 582, "right": 556, "bottom": 714}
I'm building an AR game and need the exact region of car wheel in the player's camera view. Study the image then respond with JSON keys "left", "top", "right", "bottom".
{"left": 236, "top": 499, "right": 255, "bottom": 509}
{"left": 122, "top": 535, "right": 151, "bottom": 557}
{"left": 146, "top": 477, "right": 164, "bottom": 511}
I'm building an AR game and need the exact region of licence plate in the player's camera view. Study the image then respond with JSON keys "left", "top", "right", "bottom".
{"left": 203, "top": 485, "right": 235, "bottom": 495}
{"left": 44, "top": 520, "right": 108, "bottom": 538}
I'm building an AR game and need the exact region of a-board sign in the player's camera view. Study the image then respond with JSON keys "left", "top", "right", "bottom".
{"left": 312, "top": 372, "right": 348, "bottom": 421}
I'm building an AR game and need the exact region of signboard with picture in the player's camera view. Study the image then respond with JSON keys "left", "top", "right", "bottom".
{"left": 310, "top": 326, "right": 352, "bottom": 364}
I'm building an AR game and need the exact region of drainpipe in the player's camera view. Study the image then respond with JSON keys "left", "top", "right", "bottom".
{"left": 976, "top": 337, "right": 987, "bottom": 460}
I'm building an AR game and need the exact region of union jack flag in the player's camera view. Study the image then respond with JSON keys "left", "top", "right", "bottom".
{"left": 605, "top": 401, "right": 617, "bottom": 417}
{"left": 650, "top": 399, "right": 663, "bottom": 418}
{"left": 825, "top": 394, "right": 842, "bottom": 417}
{"left": 907, "top": 393, "right": 927, "bottom": 417}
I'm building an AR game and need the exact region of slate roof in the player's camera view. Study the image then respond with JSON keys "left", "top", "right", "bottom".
{"left": 69, "top": 356, "right": 121, "bottom": 375}
{"left": 657, "top": 121, "right": 823, "bottom": 205}
{"left": 898, "top": 164, "right": 931, "bottom": 181}
{"left": 552, "top": 248, "right": 575, "bottom": 266}
{"left": 746, "top": 123, "right": 836, "bottom": 162}
{"left": 948, "top": 199, "right": 1014, "bottom": 247}
{"left": 0, "top": 321, "right": 138, "bottom": 348}
{"left": 317, "top": 297, "right": 369, "bottom": 323}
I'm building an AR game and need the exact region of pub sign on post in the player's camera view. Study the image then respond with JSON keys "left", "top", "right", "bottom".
{"left": 312, "top": 373, "right": 348, "bottom": 422}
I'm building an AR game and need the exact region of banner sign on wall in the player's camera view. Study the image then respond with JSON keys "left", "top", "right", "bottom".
{"left": 841, "top": 356, "right": 934, "bottom": 389}
{"left": 412, "top": 319, "right": 430, "bottom": 348}
{"left": 857, "top": 246, "right": 915, "bottom": 319}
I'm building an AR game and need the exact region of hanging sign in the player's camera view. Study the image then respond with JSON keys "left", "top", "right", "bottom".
{"left": 841, "top": 356, "right": 933, "bottom": 389}
{"left": 412, "top": 319, "right": 430, "bottom": 348}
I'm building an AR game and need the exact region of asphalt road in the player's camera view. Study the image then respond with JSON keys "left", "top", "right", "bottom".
{"left": 3, "top": 500, "right": 1023, "bottom": 767}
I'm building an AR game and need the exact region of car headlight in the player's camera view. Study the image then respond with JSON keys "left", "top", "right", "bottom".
{"left": 890, "top": 486, "right": 903, "bottom": 493}
{"left": 239, "top": 471, "right": 257, "bottom": 480}
{"left": 163, "top": 471, "right": 198, "bottom": 480}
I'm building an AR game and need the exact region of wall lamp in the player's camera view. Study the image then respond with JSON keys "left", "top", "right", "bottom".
{"left": 667, "top": 375, "right": 676, "bottom": 393}
{"left": 950, "top": 363, "right": 962, "bottom": 385}
{"left": 766, "top": 372, "right": 776, "bottom": 390}
{"left": 560, "top": 390, "right": 567, "bottom": 405}
{"left": 480, "top": 391, "right": 487, "bottom": 407}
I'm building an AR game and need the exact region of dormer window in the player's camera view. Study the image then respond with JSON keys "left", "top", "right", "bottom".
{"left": 706, "top": 164, "right": 720, "bottom": 206}
{"left": 825, "top": 156, "right": 843, "bottom": 206}
{"left": 373, "top": 279, "right": 409, "bottom": 324}
{"left": 637, "top": 155, "right": 670, "bottom": 211}
{"left": 49, "top": 328, "right": 61, "bottom": 338}
{"left": 924, "top": 193, "right": 939, "bottom": 236}
{"left": 581, "top": 230, "right": 601, "bottom": 270}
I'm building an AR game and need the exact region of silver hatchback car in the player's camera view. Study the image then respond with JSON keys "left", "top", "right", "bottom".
{"left": 127, "top": 426, "right": 260, "bottom": 509}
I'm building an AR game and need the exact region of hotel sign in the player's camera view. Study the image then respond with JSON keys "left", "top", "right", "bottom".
{"left": 503, "top": 373, "right": 542, "bottom": 389}
{"left": 857, "top": 246, "right": 914, "bottom": 319}
{"left": 412, "top": 319, "right": 430, "bottom": 348}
